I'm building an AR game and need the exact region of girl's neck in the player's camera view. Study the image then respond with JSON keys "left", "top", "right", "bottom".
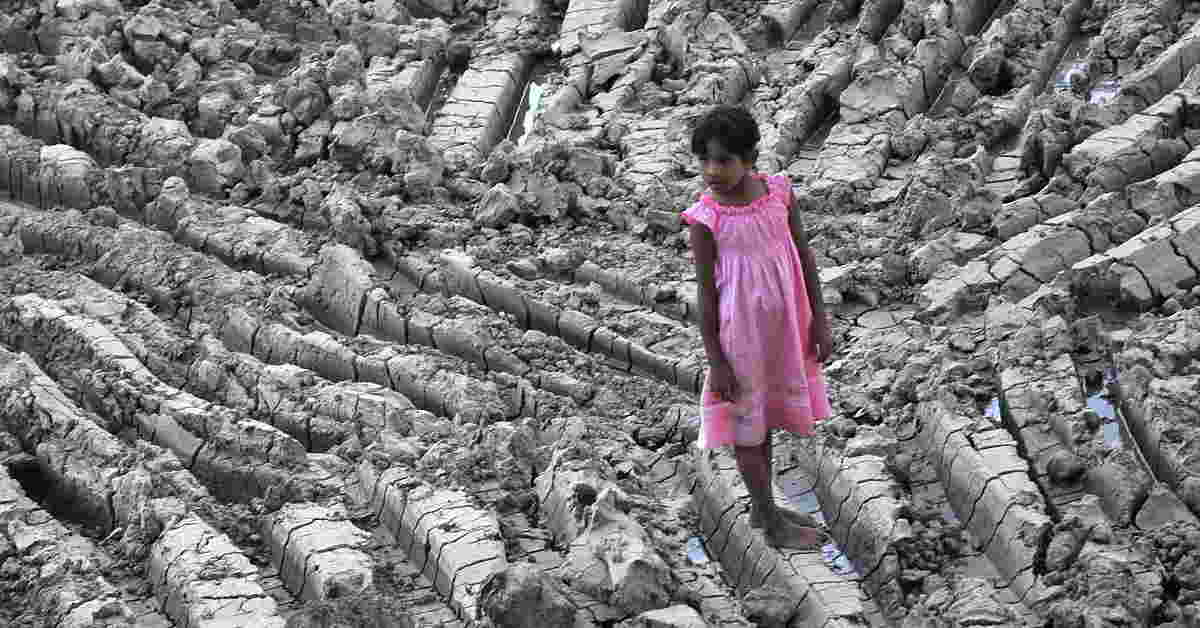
{"left": 710, "top": 172, "right": 766, "bottom": 206}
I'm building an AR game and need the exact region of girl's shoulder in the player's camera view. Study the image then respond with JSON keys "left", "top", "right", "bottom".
{"left": 763, "top": 172, "right": 793, "bottom": 198}
{"left": 681, "top": 193, "right": 720, "bottom": 232}
{"left": 727, "top": 173, "right": 792, "bottom": 213}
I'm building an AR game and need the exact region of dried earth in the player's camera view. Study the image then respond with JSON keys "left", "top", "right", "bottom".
{"left": 1, "top": 0, "right": 1200, "bottom": 626}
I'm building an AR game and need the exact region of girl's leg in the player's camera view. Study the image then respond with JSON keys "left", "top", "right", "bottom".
{"left": 764, "top": 427, "right": 774, "bottom": 495}
{"left": 751, "top": 429, "right": 777, "bottom": 527}
{"left": 734, "top": 446, "right": 772, "bottom": 530}
{"left": 762, "top": 421, "right": 824, "bottom": 547}
{"left": 737, "top": 431, "right": 775, "bottom": 529}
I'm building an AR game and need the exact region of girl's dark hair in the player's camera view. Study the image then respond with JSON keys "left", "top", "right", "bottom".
{"left": 690, "top": 105, "right": 760, "bottom": 160}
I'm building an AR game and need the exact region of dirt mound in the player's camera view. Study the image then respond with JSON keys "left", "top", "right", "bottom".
{"left": 2, "top": 0, "right": 1200, "bottom": 625}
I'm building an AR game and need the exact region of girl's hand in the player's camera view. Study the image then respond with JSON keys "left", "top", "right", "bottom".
{"left": 708, "top": 360, "right": 740, "bottom": 401}
{"left": 811, "top": 318, "right": 834, "bottom": 363}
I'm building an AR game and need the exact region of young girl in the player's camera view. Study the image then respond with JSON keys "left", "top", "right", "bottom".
{"left": 681, "top": 105, "right": 834, "bottom": 547}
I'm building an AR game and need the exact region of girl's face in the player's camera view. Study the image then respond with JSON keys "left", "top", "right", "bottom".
{"left": 698, "top": 138, "right": 754, "bottom": 195}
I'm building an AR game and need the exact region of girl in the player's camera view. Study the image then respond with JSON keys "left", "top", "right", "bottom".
{"left": 681, "top": 105, "right": 834, "bottom": 548}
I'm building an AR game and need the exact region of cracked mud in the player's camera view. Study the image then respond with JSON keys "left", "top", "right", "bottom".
{"left": 2, "top": 0, "right": 1200, "bottom": 626}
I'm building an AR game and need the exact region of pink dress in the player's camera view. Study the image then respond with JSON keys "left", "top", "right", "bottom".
{"left": 682, "top": 173, "right": 832, "bottom": 448}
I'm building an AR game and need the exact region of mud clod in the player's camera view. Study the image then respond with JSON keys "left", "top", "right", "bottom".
{"left": 3, "top": 0, "right": 1200, "bottom": 624}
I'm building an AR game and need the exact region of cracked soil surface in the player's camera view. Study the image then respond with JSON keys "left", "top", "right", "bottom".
{"left": 2, "top": 0, "right": 1200, "bottom": 626}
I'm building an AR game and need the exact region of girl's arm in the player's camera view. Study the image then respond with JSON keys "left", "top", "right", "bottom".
{"left": 690, "top": 222, "right": 729, "bottom": 368}
{"left": 787, "top": 190, "right": 833, "bottom": 361}
{"left": 787, "top": 195, "right": 827, "bottom": 319}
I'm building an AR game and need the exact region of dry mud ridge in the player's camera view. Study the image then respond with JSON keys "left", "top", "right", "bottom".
{"left": 4, "top": 0, "right": 1200, "bottom": 626}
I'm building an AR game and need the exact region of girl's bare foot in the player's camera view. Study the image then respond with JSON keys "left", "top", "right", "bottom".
{"left": 766, "top": 524, "right": 826, "bottom": 549}
{"left": 764, "top": 512, "right": 828, "bottom": 549}
{"left": 776, "top": 507, "right": 820, "bottom": 529}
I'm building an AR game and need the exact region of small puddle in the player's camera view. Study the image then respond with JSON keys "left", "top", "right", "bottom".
{"left": 985, "top": 396, "right": 1001, "bottom": 420}
{"left": 1052, "top": 60, "right": 1088, "bottom": 91}
{"left": 686, "top": 536, "right": 710, "bottom": 565}
{"left": 1086, "top": 367, "right": 1122, "bottom": 450}
{"left": 505, "top": 63, "right": 554, "bottom": 146}
{"left": 1047, "top": 35, "right": 1090, "bottom": 95}
{"left": 1089, "top": 79, "right": 1119, "bottom": 105}
{"left": 791, "top": 491, "right": 823, "bottom": 517}
{"left": 821, "top": 542, "right": 858, "bottom": 576}
{"left": 779, "top": 473, "right": 824, "bottom": 521}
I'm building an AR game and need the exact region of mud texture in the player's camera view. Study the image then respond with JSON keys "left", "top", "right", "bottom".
{"left": 3, "top": 0, "right": 1200, "bottom": 626}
